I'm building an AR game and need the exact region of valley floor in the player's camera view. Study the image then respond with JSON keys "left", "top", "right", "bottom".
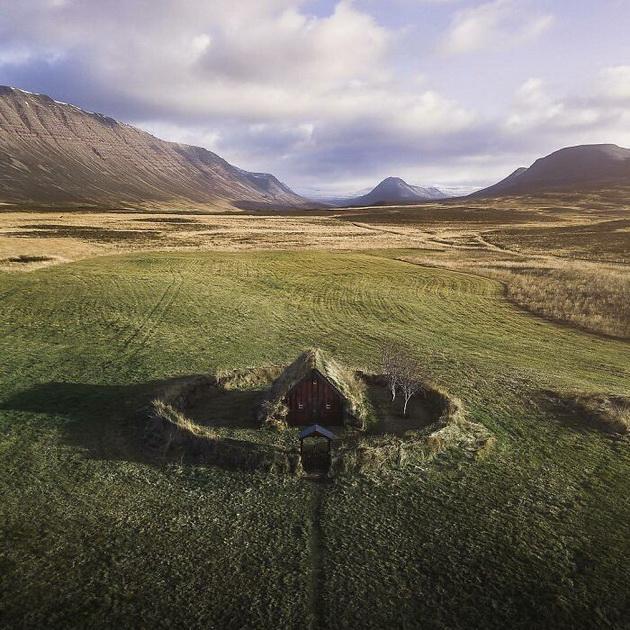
{"left": 1, "top": 192, "right": 628, "bottom": 339}
{"left": 1, "top": 196, "right": 629, "bottom": 628}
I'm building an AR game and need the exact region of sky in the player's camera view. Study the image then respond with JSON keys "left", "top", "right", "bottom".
{"left": 1, "top": 0, "right": 629, "bottom": 196}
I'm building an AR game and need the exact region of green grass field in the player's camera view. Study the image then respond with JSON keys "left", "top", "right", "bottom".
{"left": 1, "top": 250, "right": 629, "bottom": 628}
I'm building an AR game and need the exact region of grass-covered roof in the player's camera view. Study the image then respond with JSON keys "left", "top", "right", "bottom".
{"left": 262, "top": 348, "right": 369, "bottom": 424}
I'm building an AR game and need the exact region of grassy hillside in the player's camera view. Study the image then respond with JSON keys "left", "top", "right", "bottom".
{"left": 1, "top": 250, "right": 629, "bottom": 628}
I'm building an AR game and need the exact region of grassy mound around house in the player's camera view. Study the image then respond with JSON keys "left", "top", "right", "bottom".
{"left": 144, "top": 371, "right": 298, "bottom": 473}
{"left": 332, "top": 378, "right": 494, "bottom": 475}
{"left": 143, "top": 368, "right": 482, "bottom": 475}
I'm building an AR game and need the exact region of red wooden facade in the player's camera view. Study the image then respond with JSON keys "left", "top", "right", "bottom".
{"left": 285, "top": 369, "right": 345, "bottom": 427}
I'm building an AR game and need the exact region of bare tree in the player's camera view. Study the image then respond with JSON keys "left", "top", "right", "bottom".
{"left": 399, "top": 363, "right": 423, "bottom": 417}
{"left": 382, "top": 341, "right": 404, "bottom": 401}
{"left": 383, "top": 341, "right": 426, "bottom": 416}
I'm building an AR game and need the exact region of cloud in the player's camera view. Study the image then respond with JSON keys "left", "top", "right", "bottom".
{"left": 0, "top": 0, "right": 484, "bottom": 186}
{"left": 0, "top": 1, "right": 627, "bottom": 194}
{"left": 0, "top": 48, "right": 34, "bottom": 67}
{"left": 139, "top": 85, "right": 480, "bottom": 185}
{"left": 503, "top": 78, "right": 567, "bottom": 133}
{"left": 198, "top": 1, "right": 390, "bottom": 88}
{"left": 502, "top": 71, "right": 630, "bottom": 151}
{"left": 0, "top": 0, "right": 393, "bottom": 121}
{"left": 598, "top": 66, "right": 630, "bottom": 102}
{"left": 440, "top": 0, "right": 554, "bottom": 55}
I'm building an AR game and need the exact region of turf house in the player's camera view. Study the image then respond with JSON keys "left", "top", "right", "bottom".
{"left": 259, "top": 348, "right": 369, "bottom": 428}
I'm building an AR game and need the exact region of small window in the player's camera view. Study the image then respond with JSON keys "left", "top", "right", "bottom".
{"left": 298, "top": 402, "right": 304, "bottom": 410}
{"left": 325, "top": 403, "right": 331, "bottom": 410}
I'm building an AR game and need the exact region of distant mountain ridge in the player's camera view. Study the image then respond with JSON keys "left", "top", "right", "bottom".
{"left": 341, "top": 177, "right": 449, "bottom": 206}
{"left": 0, "top": 86, "right": 313, "bottom": 209}
{"left": 473, "top": 144, "right": 630, "bottom": 197}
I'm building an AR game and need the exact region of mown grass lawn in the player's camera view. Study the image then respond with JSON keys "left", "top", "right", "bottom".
{"left": 1, "top": 250, "right": 629, "bottom": 629}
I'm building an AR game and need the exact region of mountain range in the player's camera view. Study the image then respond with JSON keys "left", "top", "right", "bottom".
{"left": 1, "top": 86, "right": 629, "bottom": 209}
{"left": 342, "top": 145, "right": 630, "bottom": 205}
{"left": 0, "top": 86, "right": 312, "bottom": 210}
{"left": 338, "top": 145, "right": 630, "bottom": 205}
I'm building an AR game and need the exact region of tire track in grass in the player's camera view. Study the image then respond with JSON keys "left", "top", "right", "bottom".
{"left": 119, "top": 277, "right": 181, "bottom": 348}
{"left": 101, "top": 270, "right": 186, "bottom": 370}
{"left": 123, "top": 271, "right": 189, "bottom": 362}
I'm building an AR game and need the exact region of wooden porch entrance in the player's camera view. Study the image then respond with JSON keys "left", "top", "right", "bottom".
{"left": 299, "top": 424, "right": 335, "bottom": 475}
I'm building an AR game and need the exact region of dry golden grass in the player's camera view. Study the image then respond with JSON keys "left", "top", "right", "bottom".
{"left": 486, "top": 219, "right": 629, "bottom": 262}
{"left": 403, "top": 252, "right": 629, "bottom": 339}
{"left": 498, "top": 262, "right": 629, "bottom": 339}
{"left": 151, "top": 398, "right": 220, "bottom": 440}
{"left": 0, "top": 210, "right": 426, "bottom": 268}
{"left": 1, "top": 192, "right": 628, "bottom": 339}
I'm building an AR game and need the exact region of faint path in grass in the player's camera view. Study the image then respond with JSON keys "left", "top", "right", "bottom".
{"left": 475, "top": 232, "right": 526, "bottom": 255}
{"left": 348, "top": 220, "right": 435, "bottom": 245}
{"left": 308, "top": 480, "right": 330, "bottom": 630}
{"left": 480, "top": 230, "right": 630, "bottom": 267}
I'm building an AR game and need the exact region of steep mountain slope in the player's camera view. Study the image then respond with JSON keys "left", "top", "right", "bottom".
{"left": 473, "top": 145, "right": 630, "bottom": 197}
{"left": 0, "top": 87, "right": 312, "bottom": 209}
{"left": 344, "top": 177, "right": 448, "bottom": 206}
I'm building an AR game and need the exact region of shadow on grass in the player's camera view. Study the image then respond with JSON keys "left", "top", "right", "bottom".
{"left": 185, "top": 384, "right": 262, "bottom": 429}
{"left": 536, "top": 389, "right": 628, "bottom": 438}
{"left": 536, "top": 390, "right": 592, "bottom": 434}
{"left": 0, "top": 376, "right": 264, "bottom": 465}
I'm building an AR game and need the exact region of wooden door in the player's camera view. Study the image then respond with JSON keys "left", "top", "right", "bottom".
{"left": 301, "top": 439, "right": 331, "bottom": 474}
